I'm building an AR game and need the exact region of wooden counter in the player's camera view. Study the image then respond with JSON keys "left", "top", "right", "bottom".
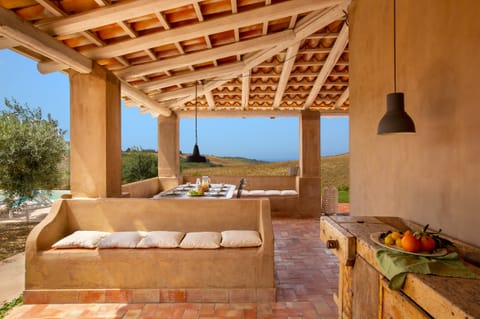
{"left": 320, "top": 215, "right": 480, "bottom": 319}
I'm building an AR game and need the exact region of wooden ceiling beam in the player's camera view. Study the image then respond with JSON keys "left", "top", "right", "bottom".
{"left": 150, "top": 87, "right": 198, "bottom": 101}
{"left": 273, "top": 42, "right": 300, "bottom": 108}
{"left": 334, "top": 87, "right": 349, "bottom": 109}
{"left": 121, "top": 82, "right": 171, "bottom": 117}
{"left": 0, "top": 6, "right": 92, "bottom": 73}
{"left": 205, "top": 90, "right": 215, "bottom": 110}
{"left": 307, "top": 31, "right": 340, "bottom": 39}
{"left": 171, "top": 78, "right": 231, "bottom": 108}
{"left": 0, "top": 36, "right": 16, "bottom": 48}
{"left": 136, "top": 62, "right": 244, "bottom": 92}
{"left": 242, "top": 71, "right": 250, "bottom": 110}
{"left": 155, "top": 6, "right": 346, "bottom": 112}
{"left": 115, "top": 30, "right": 294, "bottom": 80}
{"left": 80, "top": 0, "right": 343, "bottom": 60}
{"left": 94, "top": 0, "right": 158, "bottom": 65}
{"left": 35, "top": 0, "right": 203, "bottom": 35}
{"left": 35, "top": 0, "right": 112, "bottom": 73}
{"left": 256, "top": 60, "right": 348, "bottom": 67}
{"left": 244, "top": 7, "right": 345, "bottom": 69}
{"left": 250, "top": 71, "right": 349, "bottom": 78}
{"left": 304, "top": 22, "right": 349, "bottom": 109}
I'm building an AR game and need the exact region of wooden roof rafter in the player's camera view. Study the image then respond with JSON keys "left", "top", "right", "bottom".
{"left": 304, "top": 21, "right": 349, "bottom": 109}
{"left": 1, "top": 0, "right": 351, "bottom": 118}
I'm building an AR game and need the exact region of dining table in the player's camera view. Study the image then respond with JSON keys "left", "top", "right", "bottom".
{"left": 153, "top": 183, "right": 236, "bottom": 199}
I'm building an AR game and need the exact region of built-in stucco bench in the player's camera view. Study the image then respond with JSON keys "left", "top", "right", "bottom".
{"left": 24, "top": 198, "right": 274, "bottom": 304}
{"left": 238, "top": 189, "right": 299, "bottom": 216}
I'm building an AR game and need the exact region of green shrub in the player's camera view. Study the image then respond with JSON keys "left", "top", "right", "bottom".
{"left": 337, "top": 183, "right": 349, "bottom": 192}
{"left": 0, "top": 295, "right": 23, "bottom": 319}
{"left": 122, "top": 147, "right": 158, "bottom": 183}
{"left": 338, "top": 191, "right": 349, "bottom": 203}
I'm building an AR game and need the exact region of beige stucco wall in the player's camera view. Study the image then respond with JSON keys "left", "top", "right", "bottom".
{"left": 349, "top": 0, "right": 480, "bottom": 246}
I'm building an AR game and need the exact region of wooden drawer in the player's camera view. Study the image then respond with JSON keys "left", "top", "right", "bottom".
{"left": 320, "top": 216, "right": 356, "bottom": 265}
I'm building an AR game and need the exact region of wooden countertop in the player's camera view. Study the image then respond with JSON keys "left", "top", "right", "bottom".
{"left": 321, "top": 215, "right": 480, "bottom": 319}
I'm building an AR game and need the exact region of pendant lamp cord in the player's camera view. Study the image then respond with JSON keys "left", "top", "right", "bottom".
{"left": 194, "top": 81, "right": 198, "bottom": 145}
{"left": 393, "top": 0, "right": 397, "bottom": 92}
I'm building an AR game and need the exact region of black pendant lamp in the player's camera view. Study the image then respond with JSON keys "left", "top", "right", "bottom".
{"left": 186, "top": 82, "right": 207, "bottom": 162}
{"left": 377, "top": 0, "right": 416, "bottom": 135}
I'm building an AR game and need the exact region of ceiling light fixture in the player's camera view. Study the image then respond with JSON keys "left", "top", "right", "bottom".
{"left": 377, "top": 0, "right": 416, "bottom": 135}
{"left": 186, "top": 81, "right": 207, "bottom": 162}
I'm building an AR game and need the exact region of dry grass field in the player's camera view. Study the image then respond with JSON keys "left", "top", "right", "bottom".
{"left": 181, "top": 153, "right": 349, "bottom": 189}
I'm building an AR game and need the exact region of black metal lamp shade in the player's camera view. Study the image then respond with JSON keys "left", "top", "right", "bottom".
{"left": 377, "top": 92, "right": 416, "bottom": 134}
{"left": 186, "top": 144, "right": 207, "bottom": 162}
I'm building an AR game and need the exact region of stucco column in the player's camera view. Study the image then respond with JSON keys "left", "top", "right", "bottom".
{"left": 299, "top": 110, "right": 321, "bottom": 177}
{"left": 157, "top": 114, "right": 180, "bottom": 178}
{"left": 69, "top": 63, "right": 122, "bottom": 198}
{"left": 298, "top": 110, "right": 322, "bottom": 216}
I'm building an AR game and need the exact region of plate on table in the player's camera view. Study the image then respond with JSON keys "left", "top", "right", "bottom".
{"left": 162, "top": 191, "right": 183, "bottom": 197}
{"left": 206, "top": 191, "right": 226, "bottom": 197}
{"left": 370, "top": 232, "right": 448, "bottom": 257}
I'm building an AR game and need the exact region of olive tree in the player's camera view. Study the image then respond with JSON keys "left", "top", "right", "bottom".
{"left": 122, "top": 147, "right": 158, "bottom": 183}
{"left": 0, "top": 98, "right": 67, "bottom": 209}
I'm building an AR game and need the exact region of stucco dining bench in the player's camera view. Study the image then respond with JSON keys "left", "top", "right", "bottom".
{"left": 24, "top": 197, "right": 275, "bottom": 304}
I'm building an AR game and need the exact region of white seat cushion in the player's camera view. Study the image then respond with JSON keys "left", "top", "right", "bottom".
{"left": 264, "top": 190, "right": 282, "bottom": 196}
{"left": 281, "top": 190, "right": 298, "bottom": 196}
{"left": 179, "top": 232, "right": 221, "bottom": 249}
{"left": 136, "top": 231, "right": 185, "bottom": 248}
{"left": 247, "top": 190, "right": 266, "bottom": 196}
{"left": 52, "top": 230, "right": 110, "bottom": 249}
{"left": 97, "top": 231, "right": 145, "bottom": 248}
{"left": 221, "top": 230, "right": 262, "bottom": 248}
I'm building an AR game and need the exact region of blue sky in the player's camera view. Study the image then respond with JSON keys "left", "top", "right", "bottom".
{"left": 0, "top": 50, "right": 349, "bottom": 161}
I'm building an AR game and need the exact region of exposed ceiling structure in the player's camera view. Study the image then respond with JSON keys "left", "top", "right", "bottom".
{"left": 0, "top": 0, "right": 350, "bottom": 118}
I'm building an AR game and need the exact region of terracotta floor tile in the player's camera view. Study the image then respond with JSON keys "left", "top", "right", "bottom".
{"left": 6, "top": 218, "right": 339, "bottom": 319}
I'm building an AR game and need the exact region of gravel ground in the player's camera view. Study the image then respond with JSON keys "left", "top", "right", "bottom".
{"left": 0, "top": 222, "right": 37, "bottom": 261}
{"left": 0, "top": 208, "right": 48, "bottom": 261}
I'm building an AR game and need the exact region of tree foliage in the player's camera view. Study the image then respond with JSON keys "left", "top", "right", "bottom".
{"left": 122, "top": 147, "right": 158, "bottom": 183}
{"left": 0, "top": 98, "right": 67, "bottom": 207}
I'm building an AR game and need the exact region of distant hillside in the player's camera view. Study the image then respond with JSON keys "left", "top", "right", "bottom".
{"left": 180, "top": 153, "right": 349, "bottom": 188}
{"left": 180, "top": 153, "right": 264, "bottom": 167}
{"left": 60, "top": 152, "right": 349, "bottom": 189}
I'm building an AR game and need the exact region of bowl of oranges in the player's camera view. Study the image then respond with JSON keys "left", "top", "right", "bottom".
{"left": 371, "top": 224, "right": 453, "bottom": 256}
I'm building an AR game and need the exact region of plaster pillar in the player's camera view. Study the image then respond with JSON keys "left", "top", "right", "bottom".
{"left": 299, "top": 110, "right": 321, "bottom": 177}
{"left": 69, "top": 63, "right": 122, "bottom": 198}
{"left": 298, "top": 110, "right": 322, "bottom": 216}
{"left": 157, "top": 114, "right": 180, "bottom": 178}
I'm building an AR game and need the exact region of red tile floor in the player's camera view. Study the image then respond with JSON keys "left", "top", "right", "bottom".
{"left": 6, "top": 217, "right": 342, "bottom": 319}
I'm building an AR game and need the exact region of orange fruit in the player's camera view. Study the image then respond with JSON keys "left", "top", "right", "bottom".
{"left": 420, "top": 235, "right": 436, "bottom": 251}
{"left": 401, "top": 231, "right": 421, "bottom": 252}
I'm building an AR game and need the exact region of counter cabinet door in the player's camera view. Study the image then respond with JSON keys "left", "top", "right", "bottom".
{"left": 352, "top": 256, "right": 380, "bottom": 319}
{"left": 381, "top": 280, "right": 433, "bottom": 319}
